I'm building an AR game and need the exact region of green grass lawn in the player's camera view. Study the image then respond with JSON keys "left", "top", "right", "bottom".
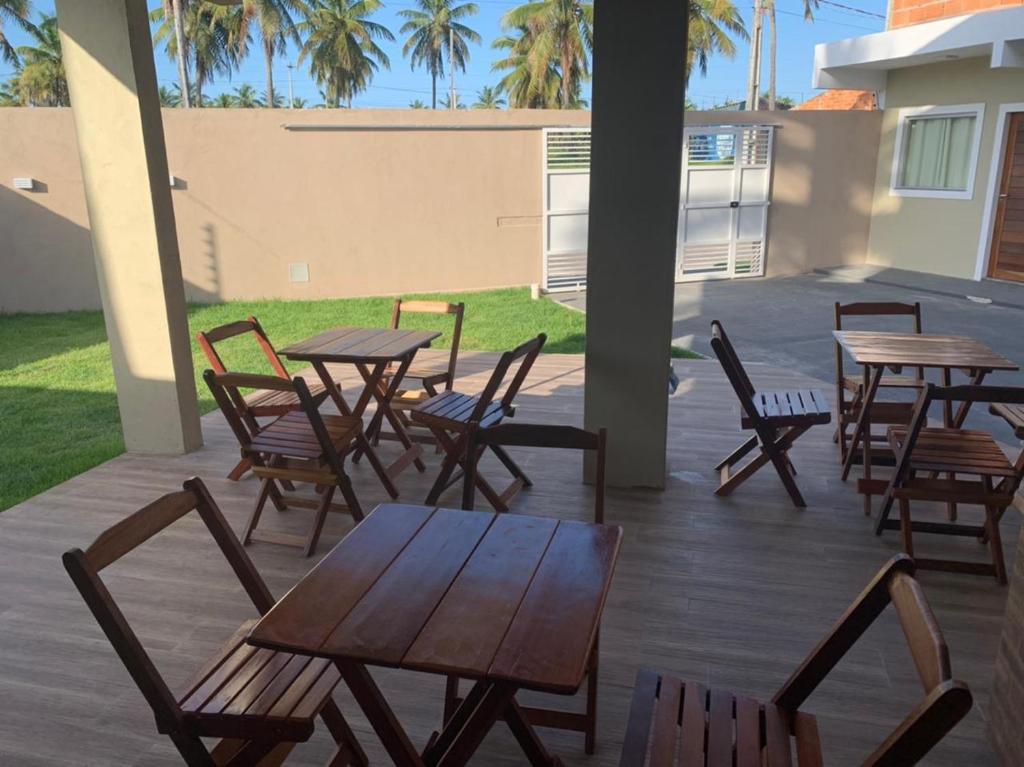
{"left": 0, "top": 288, "right": 697, "bottom": 512}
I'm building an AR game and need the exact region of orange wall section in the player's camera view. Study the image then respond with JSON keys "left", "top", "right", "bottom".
{"left": 889, "top": 0, "right": 1024, "bottom": 29}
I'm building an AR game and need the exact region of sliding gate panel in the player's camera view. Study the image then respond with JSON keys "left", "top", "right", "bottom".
{"left": 542, "top": 129, "right": 591, "bottom": 291}
{"left": 676, "top": 126, "right": 773, "bottom": 281}
{"left": 541, "top": 125, "right": 774, "bottom": 291}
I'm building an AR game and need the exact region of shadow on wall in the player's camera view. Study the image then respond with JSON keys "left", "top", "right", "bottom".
{"left": 0, "top": 184, "right": 100, "bottom": 314}
{"left": 0, "top": 183, "right": 226, "bottom": 312}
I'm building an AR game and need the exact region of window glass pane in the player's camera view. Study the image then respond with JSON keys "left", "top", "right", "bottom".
{"left": 898, "top": 114, "right": 975, "bottom": 191}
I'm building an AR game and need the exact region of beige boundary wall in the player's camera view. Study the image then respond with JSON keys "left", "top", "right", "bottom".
{"left": 0, "top": 107, "right": 881, "bottom": 313}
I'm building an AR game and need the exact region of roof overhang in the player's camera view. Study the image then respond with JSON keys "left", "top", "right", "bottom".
{"left": 812, "top": 7, "right": 1024, "bottom": 91}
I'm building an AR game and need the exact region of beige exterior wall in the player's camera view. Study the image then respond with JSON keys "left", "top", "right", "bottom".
{"left": 866, "top": 57, "right": 1024, "bottom": 279}
{"left": 0, "top": 108, "right": 880, "bottom": 313}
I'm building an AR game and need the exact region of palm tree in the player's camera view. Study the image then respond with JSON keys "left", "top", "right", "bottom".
{"left": 0, "top": 0, "right": 33, "bottom": 67}
{"left": 399, "top": 0, "right": 480, "bottom": 109}
{"left": 439, "top": 94, "right": 466, "bottom": 109}
{"left": 491, "top": 25, "right": 571, "bottom": 109}
{"left": 245, "top": 0, "right": 302, "bottom": 109}
{"left": 211, "top": 91, "right": 236, "bottom": 107}
{"left": 298, "top": 0, "right": 393, "bottom": 108}
{"left": 232, "top": 82, "right": 264, "bottom": 106}
{"left": 153, "top": 2, "right": 250, "bottom": 106}
{"left": 290, "top": 95, "right": 308, "bottom": 107}
{"left": 159, "top": 84, "right": 182, "bottom": 107}
{"left": 16, "top": 13, "right": 67, "bottom": 106}
{"left": 687, "top": 0, "right": 747, "bottom": 84}
{"left": 409, "top": 98, "right": 427, "bottom": 108}
{"left": 472, "top": 85, "right": 505, "bottom": 109}
{"left": 0, "top": 74, "right": 21, "bottom": 105}
{"left": 499, "top": 0, "right": 592, "bottom": 111}
{"left": 163, "top": 0, "right": 192, "bottom": 107}
{"left": 264, "top": 88, "right": 286, "bottom": 107}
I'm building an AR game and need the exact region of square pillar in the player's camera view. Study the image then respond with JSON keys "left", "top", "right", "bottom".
{"left": 584, "top": 0, "right": 688, "bottom": 487}
{"left": 55, "top": 0, "right": 201, "bottom": 454}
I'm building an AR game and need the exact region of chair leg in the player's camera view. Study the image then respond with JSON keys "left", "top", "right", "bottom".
{"left": 243, "top": 478, "right": 276, "bottom": 546}
{"left": 898, "top": 497, "right": 914, "bottom": 557}
{"left": 585, "top": 641, "right": 598, "bottom": 755}
{"left": 986, "top": 505, "right": 1008, "bottom": 585}
{"left": 425, "top": 430, "right": 465, "bottom": 505}
{"left": 444, "top": 675, "right": 461, "bottom": 725}
{"left": 768, "top": 447, "right": 806, "bottom": 507}
{"left": 489, "top": 444, "right": 533, "bottom": 488}
{"left": 320, "top": 698, "right": 369, "bottom": 767}
{"left": 304, "top": 486, "right": 335, "bottom": 558}
{"left": 714, "top": 435, "right": 758, "bottom": 472}
{"left": 227, "top": 457, "right": 251, "bottom": 482}
{"left": 335, "top": 476, "right": 365, "bottom": 523}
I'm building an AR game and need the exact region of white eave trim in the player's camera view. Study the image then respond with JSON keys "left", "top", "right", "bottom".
{"left": 812, "top": 7, "right": 1024, "bottom": 91}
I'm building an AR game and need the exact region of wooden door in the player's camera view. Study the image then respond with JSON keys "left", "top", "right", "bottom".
{"left": 989, "top": 113, "right": 1024, "bottom": 281}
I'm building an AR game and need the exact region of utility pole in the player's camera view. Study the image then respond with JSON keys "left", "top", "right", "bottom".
{"left": 745, "top": 0, "right": 763, "bottom": 111}
{"left": 287, "top": 63, "right": 294, "bottom": 108}
{"left": 449, "top": 26, "right": 456, "bottom": 109}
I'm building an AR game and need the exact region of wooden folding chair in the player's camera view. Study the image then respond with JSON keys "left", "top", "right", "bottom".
{"left": 447, "top": 420, "right": 606, "bottom": 753}
{"left": 62, "top": 477, "right": 367, "bottom": 767}
{"left": 710, "top": 320, "right": 831, "bottom": 507}
{"left": 878, "top": 384, "right": 1024, "bottom": 584}
{"left": 834, "top": 302, "right": 924, "bottom": 462}
{"left": 619, "top": 555, "right": 972, "bottom": 766}
{"left": 410, "top": 334, "right": 546, "bottom": 512}
{"left": 197, "top": 316, "right": 339, "bottom": 481}
{"left": 205, "top": 370, "right": 365, "bottom": 557}
{"left": 370, "top": 299, "right": 465, "bottom": 447}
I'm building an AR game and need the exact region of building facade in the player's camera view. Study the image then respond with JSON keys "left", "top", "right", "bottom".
{"left": 814, "top": 0, "right": 1024, "bottom": 281}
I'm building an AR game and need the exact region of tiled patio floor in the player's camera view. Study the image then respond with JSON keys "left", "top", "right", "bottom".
{"left": 0, "top": 351, "right": 1014, "bottom": 765}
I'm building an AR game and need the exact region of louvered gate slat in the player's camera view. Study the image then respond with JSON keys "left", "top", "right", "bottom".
{"left": 542, "top": 129, "right": 591, "bottom": 291}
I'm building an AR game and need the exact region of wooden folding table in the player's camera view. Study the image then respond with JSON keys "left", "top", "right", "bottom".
{"left": 833, "top": 330, "right": 1018, "bottom": 513}
{"left": 247, "top": 503, "right": 622, "bottom": 767}
{"left": 280, "top": 327, "right": 440, "bottom": 498}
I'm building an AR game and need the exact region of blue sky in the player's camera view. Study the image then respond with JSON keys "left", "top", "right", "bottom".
{"left": 2, "top": 0, "right": 888, "bottom": 108}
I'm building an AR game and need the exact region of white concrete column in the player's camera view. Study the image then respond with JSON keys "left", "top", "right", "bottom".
{"left": 584, "top": 0, "right": 688, "bottom": 487}
{"left": 55, "top": 0, "right": 202, "bottom": 454}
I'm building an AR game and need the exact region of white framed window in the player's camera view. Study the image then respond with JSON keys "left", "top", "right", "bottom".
{"left": 890, "top": 103, "right": 984, "bottom": 200}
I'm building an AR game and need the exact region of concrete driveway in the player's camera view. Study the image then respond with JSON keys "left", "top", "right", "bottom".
{"left": 552, "top": 265, "right": 1024, "bottom": 437}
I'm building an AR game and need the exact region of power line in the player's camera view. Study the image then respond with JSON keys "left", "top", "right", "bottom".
{"left": 818, "top": 0, "right": 886, "bottom": 19}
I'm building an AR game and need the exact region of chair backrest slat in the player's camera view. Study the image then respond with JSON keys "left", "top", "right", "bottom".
{"left": 469, "top": 334, "right": 546, "bottom": 422}
{"left": 62, "top": 478, "right": 279, "bottom": 739}
{"left": 772, "top": 555, "right": 972, "bottom": 765}
{"left": 196, "top": 316, "right": 290, "bottom": 380}
{"left": 462, "top": 422, "right": 606, "bottom": 522}
{"left": 710, "top": 321, "right": 761, "bottom": 426}
{"left": 392, "top": 299, "right": 466, "bottom": 390}
{"left": 85, "top": 489, "right": 198, "bottom": 571}
{"left": 888, "top": 572, "right": 951, "bottom": 692}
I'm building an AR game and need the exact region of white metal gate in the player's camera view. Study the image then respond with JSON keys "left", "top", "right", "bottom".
{"left": 540, "top": 125, "right": 774, "bottom": 291}
{"left": 542, "top": 128, "right": 591, "bottom": 291}
{"left": 676, "top": 126, "right": 773, "bottom": 281}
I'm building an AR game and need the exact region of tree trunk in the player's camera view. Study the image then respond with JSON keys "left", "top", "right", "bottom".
{"left": 768, "top": 1, "right": 777, "bottom": 111}
{"left": 561, "top": 50, "right": 571, "bottom": 108}
{"left": 171, "top": 0, "right": 191, "bottom": 108}
{"left": 431, "top": 70, "right": 437, "bottom": 109}
{"left": 264, "top": 37, "right": 275, "bottom": 108}
{"left": 196, "top": 71, "right": 203, "bottom": 108}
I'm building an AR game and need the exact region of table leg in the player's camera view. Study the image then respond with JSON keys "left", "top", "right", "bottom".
{"left": 953, "top": 369, "right": 988, "bottom": 427}
{"left": 942, "top": 368, "right": 953, "bottom": 426}
{"left": 335, "top": 661, "right": 425, "bottom": 767}
{"left": 324, "top": 360, "right": 400, "bottom": 499}
{"left": 356, "top": 357, "right": 427, "bottom": 476}
{"left": 841, "top": 366, "right": 883, "bottom": 516}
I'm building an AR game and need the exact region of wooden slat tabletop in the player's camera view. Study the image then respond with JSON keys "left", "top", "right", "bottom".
{"left": 248, "top": 504, "right": 623, "bottom": 694}
{"left": 833, "top": 331, "right": 1018, "bottom": 371}
{"left": 280, "top": 327, "right": 441, "bottom": 363}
